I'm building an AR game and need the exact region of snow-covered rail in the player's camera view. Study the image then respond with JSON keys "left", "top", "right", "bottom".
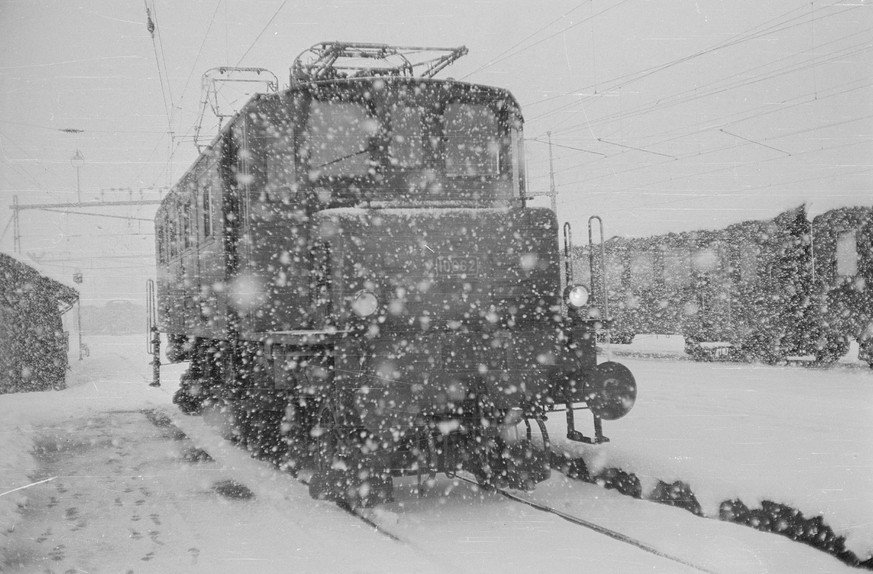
{"left": 451, "top": 474, "right": 720, "bottom": 574}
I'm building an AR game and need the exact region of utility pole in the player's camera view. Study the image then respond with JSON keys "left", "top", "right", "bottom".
{"left": 73, "top": 270, "right": 84, "bottom": 360}
{"left": 12, "top": 195, "right": 20, "bottom": 254}
{"left": 547, "top": 131, "right": 557, "bottom": 214}
{"left": 71, "top": 150, "right": 85, "bottom": 204}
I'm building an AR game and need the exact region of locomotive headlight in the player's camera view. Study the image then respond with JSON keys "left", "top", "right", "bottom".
{"left": 351, "top": 290, "right": 379, "bottom": 317}
{"left": 565, "top": 284, "right": 590, "bottom": 308}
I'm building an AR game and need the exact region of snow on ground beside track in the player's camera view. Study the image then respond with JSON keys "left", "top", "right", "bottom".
{"left": 0, "top": 336, "right": 449, "bottom": 573}
{"left": 552, "top": 335, "right": 873, "bottom": 558}
{"left": 1, "top": 335, "right": 165, "bottom": 540}
{"left": 2, "top": 334, "right": 871, "bottom": 568}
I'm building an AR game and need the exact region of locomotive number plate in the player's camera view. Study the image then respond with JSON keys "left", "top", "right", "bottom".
{"left": 435, "top": 255, "right": 479, "bottom": 277}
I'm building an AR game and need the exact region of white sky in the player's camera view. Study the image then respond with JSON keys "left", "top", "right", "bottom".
{"left": 1, "top": 0, "right": 871, "bottom": 302}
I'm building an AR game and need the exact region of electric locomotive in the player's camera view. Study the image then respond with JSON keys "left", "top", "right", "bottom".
{"left": 152, "top": 43, "right": 636, "bottom": 506}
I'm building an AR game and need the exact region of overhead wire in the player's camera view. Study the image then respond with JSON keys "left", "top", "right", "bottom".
{"left": 523, "top": 0, "right": 864, "bottom": 152}
{"left": 144, "top": 0, "right": 174, "bottom": 137}
{"left": 537, "top": 3, "right": 866, "bottom": 137}
{"left": 555, "top": 135, "right": 872, "bottom": 197}
{"left": 235, "top": 0, "right": 290, "bottom": 67}
{"left": 511, "top": 3, "right": 870, "bottom": 218}
{"left": 462, "top": 0, "right": 635, "bottom": 80}
{"left": 525, "top": 0, "right": 845, "bottom": 115}
{"left": 561, "top": 31, "right": 873, "bottom": 142}
{"left": 145, "top": 0, "right": 225, "bottom": 190}
{"left": 459, "top": 0, "right": 592, "bottom": 80}
{"left": 156, "top": 0, "right": 286, "bottom": 191}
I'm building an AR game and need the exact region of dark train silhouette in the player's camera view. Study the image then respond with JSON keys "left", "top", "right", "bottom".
{"left": 574, "top": 205, "right": 872, "bottom": 366}
{"left": 151, "top": 43, "right": 636, "bottom": 506}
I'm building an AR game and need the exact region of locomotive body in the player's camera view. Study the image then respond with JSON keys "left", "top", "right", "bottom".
{"left": 153, "top": 44, "right": 636, "bottom": 505}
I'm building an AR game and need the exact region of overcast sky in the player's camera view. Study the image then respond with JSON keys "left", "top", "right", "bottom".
{"left": 1, "top": 0, "right": 871, "bottom": 303}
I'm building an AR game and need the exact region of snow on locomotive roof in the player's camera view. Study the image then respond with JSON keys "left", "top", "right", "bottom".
{"left": 157, "top": 74, "right": 523, "bottom": 215}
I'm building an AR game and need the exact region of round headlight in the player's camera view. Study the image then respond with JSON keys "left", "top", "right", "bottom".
{"left": 351, "top": 290, "right": 379, "bottom": 317}
{"left": 565, "top": 284, "right": 590, "bottom": 308}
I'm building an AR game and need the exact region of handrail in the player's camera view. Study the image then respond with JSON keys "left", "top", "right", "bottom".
{"left": 588, "top": 216, "right": 609, "bottom": 321}
{"left": 563, "top": 221, "right": 573, "bottom": 289}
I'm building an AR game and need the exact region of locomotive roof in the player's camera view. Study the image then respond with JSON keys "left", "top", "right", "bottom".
{"left": 269, "top": 75, "right": 521, "bottom": 112}
{"left": 157, "top": 75, "right": 522, "bottom": 215}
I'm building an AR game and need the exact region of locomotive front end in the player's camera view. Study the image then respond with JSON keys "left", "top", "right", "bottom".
{"left": 157, "top": 45, "right": 636, "bottom": 506}
{"left": 312, "top": 207, "right": 636, "bottom": 489}
{"left": 289, "top": 72, "right": 638, "bottom": 497}
{"left": 316, "top": 207, "right": 563, "bottom": 429}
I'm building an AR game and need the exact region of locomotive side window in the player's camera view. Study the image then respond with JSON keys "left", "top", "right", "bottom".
{"left": 201, "top": 182, "right": 213, "bottom": 238}
{"left": 444, "top": 103, "right": 499, "bottom": 176}
{"left": 387, "top": 106, "right": 425, "bottom": 168}
{"left": 836, "top": 231, "right": 858, "bottom": 277}
{"left": 224, "top": 124, "right": 252, "bottom": 229}
{"left": 303, "top": 101, "right": 376, "bottom": 178}
{"left": 510, "top": 126, "right": 524, "bottom": 199}
{"left": 181, "top": 198, "right": 193, "bottom": 250}
{"left": 156, "top": 217, "right": 166, "bottom": 264}
{"left": 168, "top": 203, "right": 178, "bottom": 259}
{"left": 263, "top": 118, "right": 296, "bottom": 198}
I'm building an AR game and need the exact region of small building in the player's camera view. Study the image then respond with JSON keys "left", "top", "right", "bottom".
{"left": 0, "top": 251, "right": 78, "bottom": 393}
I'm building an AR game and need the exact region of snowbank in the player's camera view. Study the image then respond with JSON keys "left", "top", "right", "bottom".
{"left": 553, "top": 335, "right": 873, "bottom": 559}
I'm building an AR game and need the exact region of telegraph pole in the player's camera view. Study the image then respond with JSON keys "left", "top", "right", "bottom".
{"left": 73, "top": 270, "right": 83, "bottom": 360}
{"left": 547, "top": 131, "right": 557, "bottom": 214}
{"left": 71, "top": 150, "right": 85, "bottom": 204}
{"left": 12, "top": 195, "right": 20, "bottom": 254}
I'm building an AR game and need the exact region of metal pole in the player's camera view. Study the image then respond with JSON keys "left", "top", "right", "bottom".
{"left": 146, "top": 279, "right": 161, "bottom": 387}
{"left": 150, "top": 326, "right": 161, "bottom": 387}
{"left": 12, "top": 195, "right": 20, "bottom": 254}
{"left": 547, "top": 131, "right": 557, "bottom": 214}
{"left": 77, "top": 299, "right": 83, "bottom": 361}
{"left": 71, "top": 150, "right": 85, "bottom": 205}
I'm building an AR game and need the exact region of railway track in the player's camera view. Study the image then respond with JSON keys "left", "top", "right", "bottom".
{"left": 450, "top": 474, "right": 719, "bottom": 574}
{"left": 149, "top": 407, "right": 868, "bottom": 572}
{"left": 325, "top": 466, "right": 718, "bottom": 573}
{"left": 149, "top": 406, "right": 717, "bottom": 572}
{"left": 306, "top": 469, "right": 721, "bottom": 574}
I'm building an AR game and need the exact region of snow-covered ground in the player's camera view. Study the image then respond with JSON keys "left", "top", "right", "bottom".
{"left": 1, "top": 334, "right": 870, "bottom": 572}
{"left": 558, "top": 336, "right": 873, "bottom": 557}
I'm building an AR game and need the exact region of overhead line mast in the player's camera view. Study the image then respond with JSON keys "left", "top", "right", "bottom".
{"left": 9, "top": 196, "right": 163, "bottom": 255}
